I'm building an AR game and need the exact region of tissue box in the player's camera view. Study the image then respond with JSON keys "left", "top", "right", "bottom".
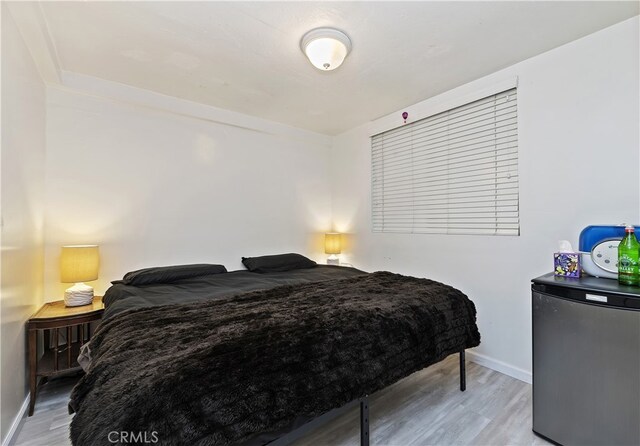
{"left": 554, "top": 253, "right": 581, "bottom": 277}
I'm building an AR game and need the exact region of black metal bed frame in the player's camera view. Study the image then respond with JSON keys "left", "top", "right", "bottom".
{"left": 270, "top": 350, "right": 466, "bottom": 446}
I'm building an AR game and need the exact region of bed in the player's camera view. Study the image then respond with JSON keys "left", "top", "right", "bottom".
{"left": 69, "top": 257, "right": 480, "bottom": 446}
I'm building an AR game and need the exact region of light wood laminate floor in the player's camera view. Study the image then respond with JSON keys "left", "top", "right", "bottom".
{"left": 12, "top": 355, "right": 550, "bottom": 446}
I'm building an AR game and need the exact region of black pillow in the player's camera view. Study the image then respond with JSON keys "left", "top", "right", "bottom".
{"left": 116, "top": 264, "right": 227, "bottom": 286}
{"left": 242, "top": 253, "right": 317, "bottom": 273}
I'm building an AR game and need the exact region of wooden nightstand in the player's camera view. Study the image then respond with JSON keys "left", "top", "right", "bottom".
{"left": 27, "top": 297, "right": 104, "bottom": 416}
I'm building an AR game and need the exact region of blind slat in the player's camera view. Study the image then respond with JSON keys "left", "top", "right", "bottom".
{"left": 371, "top": 88, "right": 519, "bottom": 236}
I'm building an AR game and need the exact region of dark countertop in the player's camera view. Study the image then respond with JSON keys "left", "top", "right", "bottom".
{"left": 533, "top": 272, "right": 640, "bottom": 297}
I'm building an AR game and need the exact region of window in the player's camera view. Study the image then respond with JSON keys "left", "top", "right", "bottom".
{"left": 371, "top": 88, "right": 519, "bottom": 235}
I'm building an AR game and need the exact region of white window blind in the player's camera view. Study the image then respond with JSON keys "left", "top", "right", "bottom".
{"left": 371, "top": 88, "right": 519, "bottom": 236}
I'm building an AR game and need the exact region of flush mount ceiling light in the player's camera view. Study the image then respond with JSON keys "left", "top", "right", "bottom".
{"left": 300, "top": 28, "right": 352, "bottom": 71}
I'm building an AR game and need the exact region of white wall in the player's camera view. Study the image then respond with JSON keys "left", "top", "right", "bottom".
{"left": 43, "top": 84, "right": 334, "bottom": 300}
{"left": 0, "top": 4, "right": 47, "bottom": 442}
{"left": 331, "top": 17, "right": 640, "bottom": 381}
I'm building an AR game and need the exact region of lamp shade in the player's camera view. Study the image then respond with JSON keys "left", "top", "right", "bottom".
{"left": 60, "top": 245, "right": 99, "bottom": 283}
{"left": 300, "top": 28, "right": 352, "bottom": 71}
{"left": 324, "top": 233, "right": 342, "bottom": 255}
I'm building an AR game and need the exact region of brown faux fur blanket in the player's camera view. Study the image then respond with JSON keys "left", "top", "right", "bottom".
{"left": 69, "top": 272, "right": 480, "bottom": 445}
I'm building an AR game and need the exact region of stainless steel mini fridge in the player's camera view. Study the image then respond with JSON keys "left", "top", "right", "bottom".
{"left": 532, "top": 274, "right": 640, "bottom": 446}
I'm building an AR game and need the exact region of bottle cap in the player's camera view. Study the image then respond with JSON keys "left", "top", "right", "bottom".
{"left": 625, "top": 225, "right": 634, "bottom": 232}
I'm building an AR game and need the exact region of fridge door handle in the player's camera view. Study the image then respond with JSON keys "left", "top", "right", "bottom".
{"left": 585, "top": 293, "right": 608, "bottom": 303}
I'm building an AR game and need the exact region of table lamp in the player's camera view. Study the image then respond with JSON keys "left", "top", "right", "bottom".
{"left": 325, "top": 233, "right": 341, "bottom": 266}
{"left": 60, "top": 245, "right": 99, "bottom": 307}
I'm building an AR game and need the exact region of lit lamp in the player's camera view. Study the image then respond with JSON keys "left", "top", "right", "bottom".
{"left": 300, "top": 28, "right": 352, "bottom": 71}
{"left": 324, "top": 233, "right": 342, "bottom": 266}
{"left": 60, "top": 245, "right": 99, "bottom": 307}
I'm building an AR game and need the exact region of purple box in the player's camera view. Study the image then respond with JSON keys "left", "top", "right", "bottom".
{"left": 554, "top": 252, "right": 581, "bottom": 277}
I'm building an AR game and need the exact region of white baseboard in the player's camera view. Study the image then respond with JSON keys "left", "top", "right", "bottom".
{"left": 466, "top": 350, "right": 532, "bottom": 384}
{"left": 2, "top": 395, "right": 29, "bottom": 446}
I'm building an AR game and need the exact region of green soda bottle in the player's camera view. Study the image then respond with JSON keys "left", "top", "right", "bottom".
{"left": 618, "top": 225, "right": 639, "bottom": 286}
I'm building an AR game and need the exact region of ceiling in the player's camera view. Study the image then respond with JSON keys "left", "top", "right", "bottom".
{"left": 38, "top": 1, "right": 639, "bottom": 135}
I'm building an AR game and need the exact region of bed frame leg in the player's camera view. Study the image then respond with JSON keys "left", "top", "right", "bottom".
{"left": 360, "top": 396, "right": 370, "bottom": 446}
{"left": 459, "top": 350, "right": 466, "bottom": 392}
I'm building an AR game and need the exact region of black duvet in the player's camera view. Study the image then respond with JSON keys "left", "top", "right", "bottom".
{"left": 71, "top": 268, "right": 480, "bottom": 446}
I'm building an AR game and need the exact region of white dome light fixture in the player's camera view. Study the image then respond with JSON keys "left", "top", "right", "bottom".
{"left": 300, "top": 28, "right": 352, "bottom": 71}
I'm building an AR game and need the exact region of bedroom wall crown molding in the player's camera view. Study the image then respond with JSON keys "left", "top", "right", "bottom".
{"left": 54, "top": 72, "right": 333, "bottom": 147}
{"left": 7, "top": 1, "right": 331, "bottom": 146}
{"left": 4, "top": 2, "right": 61, "bottom": 84}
